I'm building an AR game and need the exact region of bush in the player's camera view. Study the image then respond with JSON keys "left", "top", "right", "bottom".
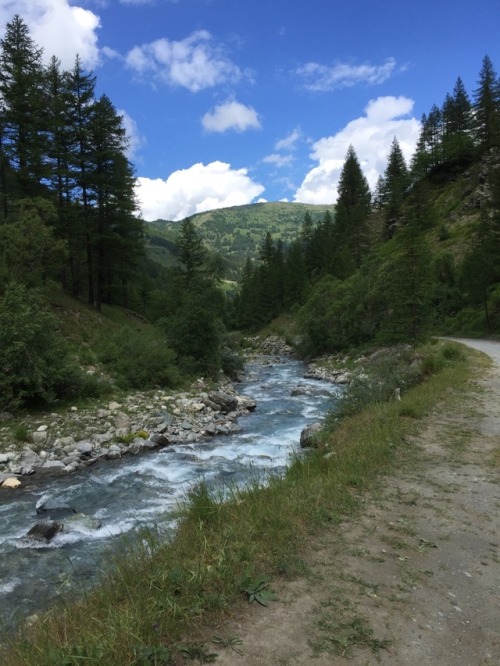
{"left": 98, "top": 325, "right": 180, "bottom": 389}
{"left": 0, "top": 282, "right": 76, "bottom": 410}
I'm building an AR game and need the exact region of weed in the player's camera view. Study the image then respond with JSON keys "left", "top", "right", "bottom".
{"left": 242, "top": 575, "right": 276, "bottom": 606}
{"left": 11, "top": 424, "right": 29, "bottom": 443}
{"left": 211, "top": 635, "right": 243, "bottom": 654}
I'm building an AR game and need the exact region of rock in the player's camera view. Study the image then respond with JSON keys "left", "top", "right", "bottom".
{"left": 208, "top": 391, "right": 238, "bottom": 413}
{"left": 108, "top": 401, "right": 121, "bottom": 411}
{"left": 0, "top": 453, "right": 13, "bottom": 464}
{"left": 236, "top": 396, "right": 257, "bottom": 411}
{"left": 300, "top": 422, "right": 323, "bottom": 449}
{"left": 291, "top": 385, "right": 310, "bottom": 396}
{"left": 37, "top": 499, "right": 76, "bottom": 519}
{"left": 114, "top": 412, "right": 130, "bottom": 429}
{"left": 202, "top": 398, "right": 220, "bottom": 411}
{"left": 149, "top": 433, "right": 170, "bottom": 446}
{"left": 55, "top": 436, "right": 76, "bottom": 449}
{"left": 0, "top": 411, "right": 14, "bottom": 421}
{"left": 76, "top": 442, "right": 93, "bottom": 455}
{"left": 37, "top": 425, "right": 48, "bottom": 432}
{"left": 204, "top": 423, "right": 217, "bottom": 436}
{"left": 19, "top": 448, "right": 42, "bottom": 475}
{"left": 2, "top": 477, "right": 21, "bottom": 488}
{"left": 31, "top": 431, "right": 48, "bottom": 445}
{"left": 27, "top": 521, "right": 63, "bottom": 542}
{"left": 41, "top": 460, "right": 67, "bottom": 470}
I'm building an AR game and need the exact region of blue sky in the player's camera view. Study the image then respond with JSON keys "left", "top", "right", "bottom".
{"left": 2, "top": 0, "right": 500, "bottom": 221}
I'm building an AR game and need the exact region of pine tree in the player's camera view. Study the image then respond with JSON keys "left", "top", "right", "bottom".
{"left": 334, "top": 145, "right": 372, "bottom": 274}
{"left": 473, "top": 55, "right": 500, "bottom": 150}
{"left": 0, "top": 16, "right": 47, "bottom": 198}
{"left": 383, "top": 137, "right": 409, "bottom": 236}
{"left": 176, "top": 218, "right": 206, "bottom": 283}
{"left": 65, "top": 55, "right": 97, "bottom": 302}
{"left": 87, "top": 95, "right": 142, "bottom": 309}
{"left": 442, "top": 77, "right": 474, "bottom": 162}
{"left": 378, "top": 186, "right": 433, "bottom": 341}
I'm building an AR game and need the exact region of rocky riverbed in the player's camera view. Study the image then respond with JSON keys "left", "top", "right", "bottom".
{"left": 0, "top": 379, "right": 257, "bottom": 489}
{"left": 0, "top": 336, "right": 353, "bottom": 490}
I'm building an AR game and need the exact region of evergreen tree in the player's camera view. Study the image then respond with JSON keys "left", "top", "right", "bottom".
{"left": 378, "top": 187, "right": 433, "bottom": 341}
{"left": 442, "top": 77, "right": 474, "bottom": 162}
{"left": 0, "top": 15, "right": 47, "bottom": 198}
{"left": 383, "top": 137, "right": 409, "bottom": 236}
{"left": 176, "top": 218, "right": 206, "bottom": 283}
{"left": 334, "top": 145, "right": 372, "bottom": 274}
{"left": 65, "top": 55, "right": 97, "bottom": 301}
{"left": 460, "top": 167, "right": 500, "bottom": 330}
{"left": 86, "top": 94, "right": 142, "bottom": 309}
{"left": 473, "top": 55, "right": 500, "bottom": 150}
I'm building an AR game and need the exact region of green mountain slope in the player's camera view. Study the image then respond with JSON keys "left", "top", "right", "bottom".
{"left": 146, "top": 202, "right": 336, "bottom": 276}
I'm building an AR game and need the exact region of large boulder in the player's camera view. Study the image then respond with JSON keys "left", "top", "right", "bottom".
{"left": 27, "top": 521, "right": 63, "bottom": 542}
{"left": 300, "top": 422, "right": 323, "bottom": 449}
{"left": 208, "top": 391, "right": 238, "bottom": 413}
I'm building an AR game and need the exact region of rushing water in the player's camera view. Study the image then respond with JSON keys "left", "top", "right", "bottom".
{"left": 0, "top": 356, "right": 341, "bottom": 629}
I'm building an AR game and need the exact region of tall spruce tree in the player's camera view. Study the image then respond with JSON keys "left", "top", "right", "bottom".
{"left": 87, "top": 95, "right": 142, "bottom": 309}
{"left": 334, "top": 145, "right": 371, "bottom": 275}
{"left": 473, "top": 55, "right": 500, "bottom": 150}
{"left": 0, "top": 15, "right": 47, "bottom": 199}
{"left": 442, "top": 77, "right": 474, "bottom": 162}
{"left": 66, "top": 55, "right": 97, "bottom": 302}
{"left": 383, "top": 137, "right": 409, "bottom": 236}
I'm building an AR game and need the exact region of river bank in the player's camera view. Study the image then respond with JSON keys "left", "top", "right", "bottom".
{"left": 0, "top": 335, "right": 354, "bottom": 490}
{"left": 0, "top": 348, "right": 342, "bottom": 630}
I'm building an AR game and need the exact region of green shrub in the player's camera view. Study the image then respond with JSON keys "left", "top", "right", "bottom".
{"left": 98, "top": 325, "right": 180, "bottom": 389}
{"left": 336, "top": 346, "right": 421, "bottom": 420}
{"left": 0, "top": 282, "right": 78, "bottom": 410}
{"left": 12, "top": 424, "right": 29, "bottom": 442}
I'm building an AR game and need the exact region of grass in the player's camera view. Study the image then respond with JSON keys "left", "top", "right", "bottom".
{"left": 0, "top": 341, "right": 475, "bottom": 665}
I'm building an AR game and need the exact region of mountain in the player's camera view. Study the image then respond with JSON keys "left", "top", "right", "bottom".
{"left": 145, "top": 202, "right": 336, "bottom": 276}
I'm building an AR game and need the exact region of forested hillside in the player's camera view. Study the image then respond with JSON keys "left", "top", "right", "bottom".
{"left": 233, "top": 56, "right": 500, "bottom": 353}
{"left": 147, "top": 202, "right": 336, "bottom": 278}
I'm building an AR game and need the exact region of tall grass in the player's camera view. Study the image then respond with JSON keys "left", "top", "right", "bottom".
{"left": 1, "top": 341, "right": 473, "bottom": 666}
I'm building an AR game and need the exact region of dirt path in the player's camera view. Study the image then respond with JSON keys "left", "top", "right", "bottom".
{"left": 213, "top": 340, "right": 500, "bottom": 665}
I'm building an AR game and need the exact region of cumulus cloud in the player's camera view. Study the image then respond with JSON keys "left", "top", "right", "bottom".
{"left": 0, "top": 0, "right": 101, "bottom": 69}
{"left": 296, "top": 57, "right": 397, "bottom": 92}
{"left": 135, "top": 161, "right": 265, "bottom": 221}
{"left": 202, "top": 100, "right": 261, "bottom": 133}
{"left": 125, "top": 30, "right": 242, "bottom": 92}
{"left": 294, "top": 96, "right": 420, "bottom": 204}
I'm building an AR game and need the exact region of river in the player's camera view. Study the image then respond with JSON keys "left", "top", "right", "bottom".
{"left": 0, "top": 356, "right": 342, "bottom": 629}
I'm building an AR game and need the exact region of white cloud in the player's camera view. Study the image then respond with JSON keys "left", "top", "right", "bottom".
{"left": 117, "top": 109, "right": 145, "bottom": 162}
{"left": 135, "top": 161, "right": 265, "bottom": 221}
{"left": 275, "top": 127, "right": 302, "bottom": 151}
{"left": 294, "top": 96, "right": 421, "bottom": 204}
{"left": 296, "top": 57, "right": 397, "bottom": 92}
{"left": 202, "top": 100, "right": 261, "bottom": 133}
{"left": 262, "top": 153, "right": 294, "bottom": 167}
{"left": 0, "top": 0, "right": 101, "bottom": 69}
{"left": 125, "top": 30, "right": 242, "bottom": 92}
